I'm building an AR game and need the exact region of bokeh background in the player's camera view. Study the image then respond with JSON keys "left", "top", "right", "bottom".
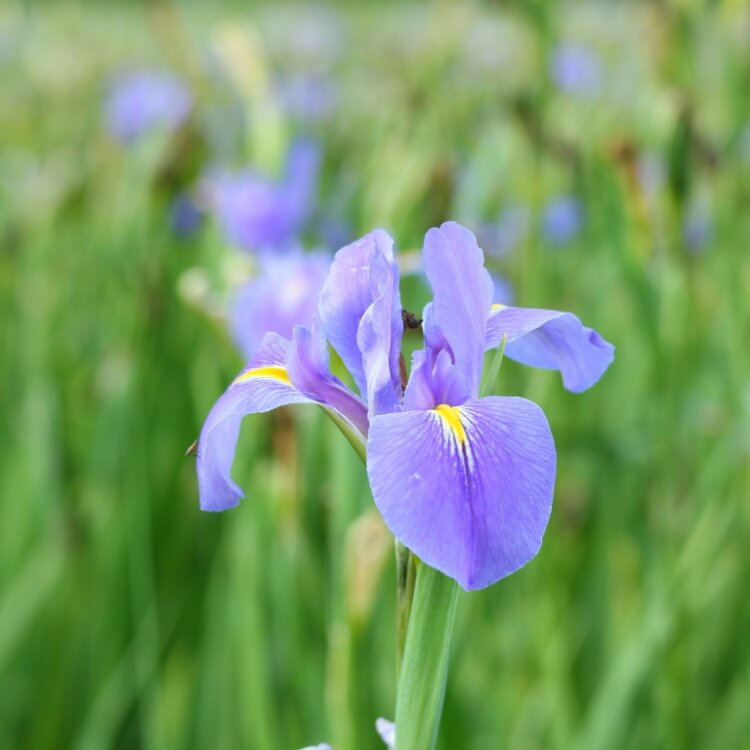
{"left": 2, "top": 1, "right": 750, "bottom": 748}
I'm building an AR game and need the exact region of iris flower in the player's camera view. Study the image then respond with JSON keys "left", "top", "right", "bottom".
{"left": 550, "top": 42, "right": 602, "bottom": 96}
{"left": 230, "top": 251, "right": 330, "bottom": 359}
{"left": 210, "top": 139, "right": 320, "bottom": 253}
{"left": 105, "top": 71, "right": 192, "bottom": 144}
{"left": 196, "top": 222, "right": 613, "bottom": 590}
{"left": 542, "top": 195, "right": 583, "bottom": 246}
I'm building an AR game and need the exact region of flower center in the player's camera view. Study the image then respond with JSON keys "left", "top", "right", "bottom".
{"left": 434, "top": 404, "right": 467, "bottom": 444}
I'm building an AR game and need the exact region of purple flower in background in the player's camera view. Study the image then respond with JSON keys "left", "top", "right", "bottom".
{"left": 637, "top": 153, "right": 666, "bottom": 202}
{"left": 275, "top": 72, "right": 338, "bottom": 123}
{"left": 551, "top": 43, "right": 602, "bottom": 96}
{"left": 490, "top": 273, "right": 514, "bottom": 306}
{"left": 196, "top": 222, "right": 613, "bottom": 589}
{"left": 230, "top": 251, "right": 330, "bottom": 360}
{"left": 477, "top": 205, "right": 530, "bottom": 257}
{"left": 105, "top": 71, "right": 192, "bottom": 144}
{"left": 682, "top": 203, "right": 713, "bottom": 253}
{"left": 210, "top": 139, "right": 320, "bottom": 253}
{"left": 542, "top": 195, "right": 583, "bottom": 245}
{"left": 169, "top": 192, "right": 204, "bottom": 238}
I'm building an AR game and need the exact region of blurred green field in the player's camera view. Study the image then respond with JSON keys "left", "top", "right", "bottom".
{"left": 2, "top": 1, "right": 750, "bottom": 749}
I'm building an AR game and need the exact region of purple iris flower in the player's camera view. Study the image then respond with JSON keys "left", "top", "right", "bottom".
{"left": 275, "top": 72, "right": 338, "bottom": 123}
{"left": 682, "top": 203, "right": 713, "bottom": 254}
{"left": 211, "top": 141, "right": 320, "bottom": 251}
{"left": 477, "top": 205, "right": 530, "bottom": 258}
{"left": 196, "top": 222, "right": 614, "bottom": 590}
{"left": 542, "top": 195, "right": 583, "bottom": 246}
{"left": 105, "top": 71, "right": 192, "bottom": 144}
{"left": 230, "top": 251, "right": 330, "bottom": 360}
{"left": 169, "top": 192, "right": 204, "bottom": 238}
{"left": 210, "top": 140, "right": 320, "bottom": 253}
{"left": 550, "top": 43, "right": 602, "bottom": 96}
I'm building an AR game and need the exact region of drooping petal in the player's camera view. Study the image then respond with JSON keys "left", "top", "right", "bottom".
{"left": 486, "top": 306, "right": 614, "bottom": 392}
{"left": 197, "top": 335, "right": 312, "bottom": 512}
{"left": 367, "top": 396, "right": 555, "bottom": 590}
{"left": 423, "top": 222, "right": 492, "bottom": 396}
{"left": 197, "top": 328, "right": 368, "bottom": 512}
{"left": 318, "top": 229, "right": 402, "bottom": 404}
{"left": 402, "top": 348, "right": 470, "bottom": 412}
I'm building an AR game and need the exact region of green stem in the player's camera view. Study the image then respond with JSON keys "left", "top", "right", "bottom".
{"left": 480, "top": 333, "right": 507, "bottom": 398}
{"left": 395, "top": 542, "right": 417, "bottom": 681}
{"left": 395, "top": 562, "right": 459, "bottom": 750}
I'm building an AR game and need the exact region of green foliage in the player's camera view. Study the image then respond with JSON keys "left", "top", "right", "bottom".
{"left": 1, "top": 2, "right": 749, "bottom": 749}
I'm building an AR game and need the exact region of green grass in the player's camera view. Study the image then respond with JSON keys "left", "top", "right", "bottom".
{"left": 1, "top": 2, "right": 749, "bottom": 749}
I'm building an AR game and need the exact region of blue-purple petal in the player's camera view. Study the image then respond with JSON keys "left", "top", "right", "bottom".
{"left": 198, "top": 327, "right": 368, "bottom": 512}
{"left": 197, "top": 337, "right": 312, "bottom": 512}
{"left": 486, "top": 306, "right": 614, "bottom": 392}
{"left": 367, "top": 396, "right": 555, "bottom": 590}
{"left": 402, "top": 349, "right": 470, "bottom": 411}
{"left": 318, "top": 229, "right": 402, "bottom": 402}
{"left": 287, "top": 323, "right": 369, "bottom": 438}
{"left": 356, "top": 246, "right": 404, "bottom": 415}
{"left": 423, "top": 222, "right": 492, "bottom": 396}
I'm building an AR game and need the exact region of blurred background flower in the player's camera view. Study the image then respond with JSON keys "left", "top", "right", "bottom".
{"left": 550, "top": 42, "right": 602, "bottom": 96}
{"left": 229, "top": 251, "right": 330, "bottom": 360}
{"left": 105, "top": 70, "right": 192, "bottom": 144}
{"left": 208, "top": 139, "right": 320, "bottom": 252}
{"left": 542, "top": 194, "right": 584, "bottom": 245}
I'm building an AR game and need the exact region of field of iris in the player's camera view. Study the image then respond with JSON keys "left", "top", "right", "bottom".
{"left": 2, "top": 1, "right": 749, "bottom": 749}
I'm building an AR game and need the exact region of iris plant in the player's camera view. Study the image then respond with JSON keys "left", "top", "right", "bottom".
{"left": 196, "top": 221, "right": 613, "bottom": 590}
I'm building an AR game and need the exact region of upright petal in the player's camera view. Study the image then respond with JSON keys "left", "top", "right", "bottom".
{"left": 486, "top": 306, "right": 614, "bottom": 392}
{"left": 402, "top": 348, "right": 470, "bottom": 412}
{"left": 318, "top": 230, "right": 402, "bottom": 403}
{"left": 367, "top": 396, "right": 555, "bottom": 590}
{"left": 423, "top": 222, "right": 492, "bottom": 396}
{"left": 356, "top": 247, "right": 403, "bottom": 415}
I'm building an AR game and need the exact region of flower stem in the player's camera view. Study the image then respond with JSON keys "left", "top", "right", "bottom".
{"left": 395, "top": 561, "right": 459, "bottom": 750}
{"left": 395, "top": 542, "right": 417, "bottom": 680}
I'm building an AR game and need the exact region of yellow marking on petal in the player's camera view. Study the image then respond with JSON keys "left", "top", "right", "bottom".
{"left": 233, "top": 365, "right": 291, "bottom": 386}
{"left": 434, "top": 404, "right": 467, "bottom": 445}
{"left": 490, "top": 303, "right": 506, "bottom": 312}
